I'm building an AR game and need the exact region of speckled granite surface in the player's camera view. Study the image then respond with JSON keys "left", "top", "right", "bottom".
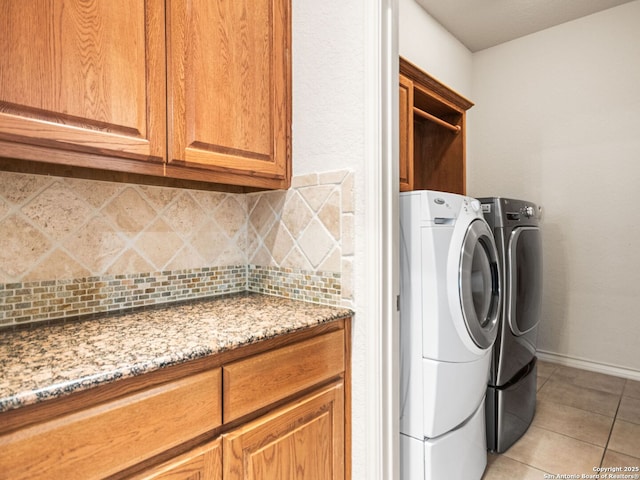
{"left": 0, "top": 293, "right": 352, "bottom": 414}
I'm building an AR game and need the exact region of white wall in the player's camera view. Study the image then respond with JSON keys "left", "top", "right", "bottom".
{"left": 292, "top": 2, "right": 365, "bottom": 176}
{"left": 398, "top": 0, "right": 473, "bottom": 98}
{"left": 468, "top": 1, "right": 640, "bottom": 372}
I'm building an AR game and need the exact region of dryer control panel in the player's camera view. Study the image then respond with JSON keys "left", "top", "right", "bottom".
{"left": 478, "top": 197, "right": 541, "bottom": 228}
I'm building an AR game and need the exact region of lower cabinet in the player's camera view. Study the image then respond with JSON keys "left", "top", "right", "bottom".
{"left": 0, "top": 320, "right": 350, "bottom": 480}
{"left": 134, "top": 382, "right": 345, "bottom": 480}
{"left": 223, "top": 382, "right": 345, "bottom": 480}
{"left": 0, "top": 369, "right": 223, "bottom": 480}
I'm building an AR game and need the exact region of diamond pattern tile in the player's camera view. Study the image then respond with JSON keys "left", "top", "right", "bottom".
{"left": 21, "top": 182, "right": 93, "bottom": 241}
{"left": 250, "top": 245, "right": 275, "bottom": 266}
{"left": 163, "top": 192, "right": 207, "bottom": 239}
{"left": 215, "top": 241, "right": 246, "bottom": 267}
{"left": 281, "top": 191, "right": 314, "bottom": 238}
{"left": 0, "top": 168, "right": 353, "bottom": 324}
{"left": 165, "top": 245, "right": 207, "bottom": 271}
{"left": 319, "top": 247, "right": 341, "bottom": 272}
{"left": 264, "top": 222, "right": 295, "bottom": 265}
{"left": 299, "top": 185, "right": 334, "bottom": 211}
{"left": 0, "top": 169, "right": 353, "bottom": 304}
{"left": 317, "top": 190, "right": 341, "bottom": 240}
{"left": 189, "top": 190, "right": 229, "bottom": 214}
{"left": 249, "top": 195, "right": 277, "bottom": 238}
{"left": 134, "top": 218, "right": 184, "bottom": 270}
{"left": 66, "top": 217, "right": 126, "bottom": 273}
{"left": 67, "top": 177, "right": 122, "bottom": 208}
{"left": 0, "top": 171, "right": 50, "bottom": 205}
{"left": 191, "top": 220, "right": 235, "bottom": 264}
{"left": 213, "top": 195, "right": 246, "bottom": 239}
{"left": 298, "top": 218, "right": 334, "bottom": 268}
{"left": 107, "top": 249, "right": 154, "bottom": 275}
{"left": 264, "top": 190, "right": 287, "bottom": 213}
{"left": 282, "top": 246, "right": 313, "bottom": 271}
{"left": 103, "top": 187, "right": 157, "bottom": 237}
{"left": 245, "top": 223, "right": 262, "bottom": 261}
{"left": 23, "top": 249, "right": 89, "bottom": 282}
{"left": 246, "top": 172, "right": 352, "bottom": 275}
{"left": 0, "top": 214, "right": 51, "bottom": 279}
{"left": 138, "top": 184, "right": 182, "bottom": 211}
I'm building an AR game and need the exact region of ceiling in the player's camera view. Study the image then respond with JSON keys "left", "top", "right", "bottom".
{"left": 414, "top": 0, "right": 636, "bottom": 52}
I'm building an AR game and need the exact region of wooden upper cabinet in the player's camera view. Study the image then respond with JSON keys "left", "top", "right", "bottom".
{"left": 0, "top": 0, "right": 291, "bottom": 190}
{"left": 0, "top": 0, "right": 166, "bottom": 171}
{"left": 166, "top": 0, "right": 291, "bottom": 189}
{"left": 399, "top": 57, "right": 473, "bottom": 195}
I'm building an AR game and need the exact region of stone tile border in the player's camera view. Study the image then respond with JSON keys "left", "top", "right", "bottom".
{"left": 247, "top": 265, "right": 341, "bottom": 305}
{"left": 0, "top": 265, "right": 342, "bottom": 328}
{"left": 0, "top": 266, "right": 246, "bottom": 327}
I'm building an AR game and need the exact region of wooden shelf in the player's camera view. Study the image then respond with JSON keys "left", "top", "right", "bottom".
{"left": 399, "top": 57, "right": 473, "bottom": 195}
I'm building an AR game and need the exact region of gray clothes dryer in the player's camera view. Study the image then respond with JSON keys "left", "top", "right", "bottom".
{"left": 479, "top": 197, "right": 543, "bottom": 453}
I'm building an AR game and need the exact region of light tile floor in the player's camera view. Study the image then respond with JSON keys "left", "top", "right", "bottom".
{"left": 482, "top": 360, "right": 640, "bottom": 479}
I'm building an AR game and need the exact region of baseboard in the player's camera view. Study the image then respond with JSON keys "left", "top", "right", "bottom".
{"left": 537, "top": 350, "right": 640, "bottom": 382}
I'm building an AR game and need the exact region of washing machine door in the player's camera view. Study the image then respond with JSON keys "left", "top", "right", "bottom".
{"left": 507, "top": 226, "right": 542, "bottom": 335}
{"left": 459, "top": 219, "right": 501, "bottom": 349}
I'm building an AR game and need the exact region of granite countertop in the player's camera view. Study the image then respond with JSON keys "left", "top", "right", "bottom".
{"left": 0, "top": 293, "right": 352, "bottom": 414}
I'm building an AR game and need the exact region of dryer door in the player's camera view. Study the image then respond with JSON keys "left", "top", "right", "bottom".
{"left": 507, "top": 226, "right": 542, "bottom": 335}
{"left": 459, "top": 219, "right": 501, "bottom": 349}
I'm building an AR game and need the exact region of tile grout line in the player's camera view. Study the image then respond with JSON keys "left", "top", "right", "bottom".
{"left": 545, "top": 364, "right": 621, "bottom": 467}
{"left": 599, "top": 380, "right": 627, "bottom": 468}
{"left": 486, "top": 364, "right": 640, "bottom": 478}
{"left": 489, "top": 453, "right": 554, "bottom": 477}
{"left": 527, "top": 422, "right": 610, "bottom": 450}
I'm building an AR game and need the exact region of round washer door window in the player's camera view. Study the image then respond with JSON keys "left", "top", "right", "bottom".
{"left": 459, "top": 219, "right": 501, "bottom": 349}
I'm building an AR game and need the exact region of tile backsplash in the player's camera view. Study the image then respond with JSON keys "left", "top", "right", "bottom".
{"left": 0, "top": 170, "right": 353, "bottom": 327}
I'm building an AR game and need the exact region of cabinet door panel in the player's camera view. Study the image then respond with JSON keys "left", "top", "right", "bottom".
{"left": 167, "top": 0, "right": 291, "bottom": 189}
{"left": 399, "top": 74, "right": 414, "bottom": 191}
{"left": 132, "top": 438, "right": 222, "bottom": 480}
{"left": 0, "top": 0, "right": 165, "bottom": 163}
{"left": 224, "top": 382, "right": 345, "bottom": 480}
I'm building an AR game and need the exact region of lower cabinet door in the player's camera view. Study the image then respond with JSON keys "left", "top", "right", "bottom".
{"left": 223, "top": 382, "right": 345, "bottom": 480}
{"left": 132, "top": 438, "right": 222, "bottom": 480}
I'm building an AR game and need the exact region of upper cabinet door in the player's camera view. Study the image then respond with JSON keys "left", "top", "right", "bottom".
{"left": 166, "top": 0, "right": 292, "bottom": 190}
{"left": 399, "top": 74, "right": 414, "bottom": 192}
{"left": 0, "top": 0, "right": 166, "bottom": 168}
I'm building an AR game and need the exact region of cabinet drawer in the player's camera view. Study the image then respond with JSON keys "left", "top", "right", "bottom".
{"left": 223, "top": 330, "right": 345, "bottom": 422}
{"left": 0, "top": 369, "right": 221, "bottom": 480}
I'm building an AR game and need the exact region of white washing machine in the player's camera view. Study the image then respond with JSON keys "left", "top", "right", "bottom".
{"left": 399, "top": 190, "right": 502, "bottom": 480}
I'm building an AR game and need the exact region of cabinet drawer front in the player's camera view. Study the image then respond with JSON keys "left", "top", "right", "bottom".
{"left": 0, "top": 369, "right": 221, "bottom": 480}
{"left": 223, "top": 330, "right": 345, "bottom": 422}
